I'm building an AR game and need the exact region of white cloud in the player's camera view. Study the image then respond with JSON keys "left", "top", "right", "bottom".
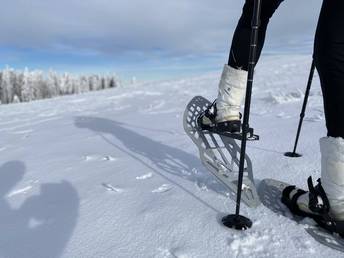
{"left": 1, "top": 0, "right": 322, "bottom": 57}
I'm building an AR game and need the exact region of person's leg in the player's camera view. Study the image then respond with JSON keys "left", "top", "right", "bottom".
{"left": 202, "top": 0, "right": 284, "bottom": 129}
{"left": 314, "top": 0, "right": 344, "bottom": 220}
{"left": 283, "top": 0, "right": 344, "bottom": 225}
{"left": 228, "top": 0, "right": 284, "bottom": 70}
{"left": 314, "top": 0, "right": 344, "bottom": 138}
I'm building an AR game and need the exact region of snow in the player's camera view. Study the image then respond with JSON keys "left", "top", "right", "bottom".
{"left": 0, "top": 54, "right": 342, "bottom": 257}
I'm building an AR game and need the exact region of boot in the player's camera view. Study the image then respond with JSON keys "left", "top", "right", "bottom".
{"left": 200, "top": 65, "right": 247, "bottom": 133}
{"left": 319, "top": 136, "right": 344, "bottom": 220}
{"left": 282, "top": 137, "right": 344, "bottom": 235}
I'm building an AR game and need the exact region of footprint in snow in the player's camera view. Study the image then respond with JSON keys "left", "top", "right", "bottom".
{"left": 136, "top": 173, "right": 153, "bottom": 180}
{"left": 102, "top": 156, "right": 116, "bottom": 161}
{"left": 84, "top": 155, "right": 116, "bottom": 162}
{"left": 152, "top": 184, "right": 172, "bottom": 193}
{"left": 102, "top": 183, "right": 124, "bottom": 193}
{"left": 7, "top": 179, "right": 39, "bottom": 198}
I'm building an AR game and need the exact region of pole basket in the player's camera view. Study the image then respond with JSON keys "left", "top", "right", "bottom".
{"left": 222, "top": 214, "right": 253, "bottom": 230}
{"left": 284, "top": 152, "right": 302, "bottom": 158}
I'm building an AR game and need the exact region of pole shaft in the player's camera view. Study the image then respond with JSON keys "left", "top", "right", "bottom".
{"left": 291, "top": 60, "right": 316, "bottom": 154}
{"left": 235, "top": 0, "right": 262, "bottom": 216}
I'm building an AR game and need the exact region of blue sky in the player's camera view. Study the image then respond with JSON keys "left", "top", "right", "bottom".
{"left": 1, "top": 0, "right": 322, "bottom": 81}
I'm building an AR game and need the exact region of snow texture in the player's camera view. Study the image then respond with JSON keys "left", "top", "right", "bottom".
{"left": 0, "top": 54, "right": 343, "bottom": 257}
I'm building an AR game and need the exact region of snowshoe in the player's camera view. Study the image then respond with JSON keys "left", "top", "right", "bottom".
{"left": 282, "top": 176, "right": 344, "bottom": 237}
{"left": 183, "top": 96, "right": 260, "bottom": 208}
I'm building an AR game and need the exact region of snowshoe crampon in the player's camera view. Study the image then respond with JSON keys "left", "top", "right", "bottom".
{"left": 183, "top": 96, "right": 260, "bottom": 208}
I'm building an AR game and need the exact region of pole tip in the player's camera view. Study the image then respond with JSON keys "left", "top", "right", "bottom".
{"left": 284, "top": 152, "right": 302, "bottom": 158}
{"left": 222, "top": 214, "right": 252, "bottom": 230}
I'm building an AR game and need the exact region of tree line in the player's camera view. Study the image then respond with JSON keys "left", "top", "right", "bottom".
{"left": 0, "top": 67, "right": 120, "bottom": 104}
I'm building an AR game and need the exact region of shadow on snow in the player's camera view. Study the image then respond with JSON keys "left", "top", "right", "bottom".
{"left": 0, "top": 161, "right": 79, "bottom": 258}
{"left": 74, "top": 116, "right": 232, "bottom": 213}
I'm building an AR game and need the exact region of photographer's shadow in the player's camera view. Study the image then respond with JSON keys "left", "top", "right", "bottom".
{"left": 74, "top": 116, "right": 229, "bottom": 211}
{"left": 0, "top": 161, "right": 79, "bottom": 258}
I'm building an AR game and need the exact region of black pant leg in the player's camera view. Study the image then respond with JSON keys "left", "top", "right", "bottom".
{"left": 314, "top": 0, "right": 344, "bottom": 138}
{"left": 228, "top": 0, "right": 284, "bottom": 70}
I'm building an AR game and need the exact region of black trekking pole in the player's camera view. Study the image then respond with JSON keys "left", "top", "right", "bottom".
{"left": 285, "top": 60, "right": 316, "bottom": 158}
{"left": 222, "top": 0, "right": 262, "bottom": 230}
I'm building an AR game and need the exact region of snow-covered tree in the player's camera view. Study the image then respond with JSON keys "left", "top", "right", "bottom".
{"left": 1, "top": 67, "right": 14, "bottom": 104}
{"left": 21, "top": 68, "right": 35, "bottom": 102}
{"left": 0, "top": 67, "right": 121, "bottom": 105}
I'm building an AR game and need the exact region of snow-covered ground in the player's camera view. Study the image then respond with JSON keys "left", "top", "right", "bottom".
{"left": 1, "top": 54, "right": 341, "bottom": 257}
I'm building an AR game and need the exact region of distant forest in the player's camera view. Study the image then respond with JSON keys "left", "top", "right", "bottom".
{"left": 0, "top": 67, "right": 120, "bottom": 104}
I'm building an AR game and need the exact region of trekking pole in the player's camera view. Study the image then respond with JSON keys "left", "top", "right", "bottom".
{"left": 222, "top": 0, "right": 262, "bottom": 230}
{"left": 285, "top": 60, "right": 316, "bottom": 158}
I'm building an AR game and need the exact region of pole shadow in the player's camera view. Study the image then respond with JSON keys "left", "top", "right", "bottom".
{"left": 0, "top": 161, "right": 80, "bottom": 258}
{"left": 74, "top": 116, "right": 232, "bottom": 212}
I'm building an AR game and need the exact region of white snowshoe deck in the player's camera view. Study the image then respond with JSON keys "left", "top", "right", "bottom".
{"left": 183, "top": 96, "right": 260, "bottom": 208}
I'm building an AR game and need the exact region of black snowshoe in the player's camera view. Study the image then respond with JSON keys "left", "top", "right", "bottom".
{"left": 282, "top": 176, "right": 344, "bottom": 237}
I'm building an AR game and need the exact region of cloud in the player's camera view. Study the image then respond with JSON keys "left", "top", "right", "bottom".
{"left": 1, "top": 0, "right": 323, "bottom": 59}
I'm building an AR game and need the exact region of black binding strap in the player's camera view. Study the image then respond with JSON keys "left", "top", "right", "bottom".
{"left": 282, "top": 185, "right": 308, "bottom": 217}
{"left": 307, "top": 176, "right": 330, "bottom": 214}
{"left": 282, "top": 177, "right": 344, "bottom": 236}
{"left": 307, "top": 177, "right": 344, "bottom": 236}
{"left": 204, "top": 101, "right": 217, "bottom": 123}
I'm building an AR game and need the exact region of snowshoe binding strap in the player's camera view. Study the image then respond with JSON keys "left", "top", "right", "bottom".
{"left": 281, "top": 185, "right": 311, "bottom": 217}
{"left": 307, "top": 176, "right": 330, "bottom": 214}
{"left": 197, "top": 101, "right": 217, "bottom": 130}
{"left": 307, "top": 177, "right": 344, "bottom": 236}
{"left": 281, "top": 177, "right": 344, "bottom": 236}
{"left": 198, "top": 101, "right": 242, "bottom": 134}
{"left": 204, "top": 100, "right": 217, "bottom": 123}
{"left": 202, "top": 102, "right": 243, "bottom": 121}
